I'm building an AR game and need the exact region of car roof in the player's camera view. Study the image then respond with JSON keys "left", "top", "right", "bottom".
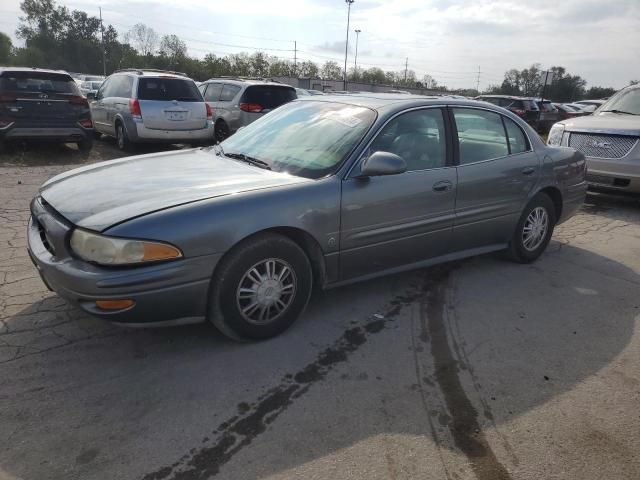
{"left": 296, "top": 92, "right": 507, "bottom": 111}
{"left": 477, "top": 94, "right": 530, "bottom": 100}
{"left": 204, "top": 78, "right": 294, "bottom": 88}
{"left": 112, "top": 69, "right": 190, "bottom": 79}
{"left": 0, "top": 67, "right": 72, "bottom": 77}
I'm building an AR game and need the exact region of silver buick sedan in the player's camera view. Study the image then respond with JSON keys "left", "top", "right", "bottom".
{"left": 28, "top": 94, "right": 586, "bottom": 340}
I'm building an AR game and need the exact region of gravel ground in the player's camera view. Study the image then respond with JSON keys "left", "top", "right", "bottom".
{"left": 1, "top": 144, "right": 639, "bottom": 480}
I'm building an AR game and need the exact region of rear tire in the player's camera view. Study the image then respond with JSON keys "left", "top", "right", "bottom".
{"left": 214, "top": 121, "right": 230, "bottom": 143}
{"left": 93, "top": 129, "right": 102, "bottom": 140}
{"left": 209, "top": 233, "right": 313, "bottom": 341}
{"left": 77, "top": 138, "right": 93, "bottom": 155}
{"left": 116, "top": 122, "right": 133, "bottom": 152}
{"left": 507, "top": 192, "right": 556, "bottom": 263}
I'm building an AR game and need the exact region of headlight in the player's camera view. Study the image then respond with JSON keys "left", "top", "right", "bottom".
{"left": 547, "top": 123, "right": 565, "bottom": 146}
{"left": 70, "top": 229, "right": 182, "bottom": 265}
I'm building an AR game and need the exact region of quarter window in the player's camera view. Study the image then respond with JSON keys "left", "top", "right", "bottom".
{"left": 503, "top": 117, "right": 530, "bottom": 154}
{"left": 220, "top": 84, "right": 241, "bottom": 102}
{"left": 367, "top": 109, "right": 447, "bottom": 171}
{"left": 453, "top": 108, "right": 509, "bottom": 165}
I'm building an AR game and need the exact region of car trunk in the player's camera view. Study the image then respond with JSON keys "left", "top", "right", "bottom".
{"left": 0, "top": 72, "right": 86, "bottom": 127}
{"left": 136, "top": 77, "right": 207, "bottom": 130}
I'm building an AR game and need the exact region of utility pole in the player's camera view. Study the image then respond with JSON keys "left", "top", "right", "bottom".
{"left": 354, "top": 29, "right": 361, "bottom": 78}
{"left": 476, "top": 65, "right": 481, "bottom": 93}
{"left": 293, "top": 40, "right": 297, "bottom": 78}
{"left": 404, "top": 57, "right": 408, "bottom": 84}
{"left": 343, "top": 0, "right": 354, "bottom": 91}
{"left": 99, "top": 7, "right": 106, "bottom": 76}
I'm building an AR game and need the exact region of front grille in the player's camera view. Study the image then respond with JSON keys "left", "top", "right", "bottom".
{"left": 34, "top": 217, "right": 56, "bottom": 255}
{"left": 569, "top": 133, "right": 638, "bottom": 159}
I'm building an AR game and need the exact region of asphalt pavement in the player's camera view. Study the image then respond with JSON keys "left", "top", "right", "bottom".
{"left": 1, "top": 145, "right": 639, "bottom": 480}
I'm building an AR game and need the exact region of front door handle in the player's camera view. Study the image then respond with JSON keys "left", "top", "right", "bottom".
{"left": 432, "top": 180, "right": 453, "bottom": 192}
{"left": 522, "top": 166, "right": 536, "bottom": 175}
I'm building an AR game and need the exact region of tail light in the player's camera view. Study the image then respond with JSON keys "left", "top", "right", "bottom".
{"left": 0, "top": 119, "right": 13, "bottom": 128}
{"left": 205, "top": 102, "right": 213, "bottom": 119}
{"left": 129, "top": 98, "right": 141, "bottom": 118}
{"left": 239, "top": 102, "right": 263, "bottom": 113}
{"left": 509, "top": 107, "right": 525, "bottom": 117}
{"left": 0, "top": 95, "right": 17, "bottom": 103}
{"left": 78, "top": 118, "right": 93, "bottom": 128}
{"left": 69, "top": 96, "right": 89, "bottom": 107}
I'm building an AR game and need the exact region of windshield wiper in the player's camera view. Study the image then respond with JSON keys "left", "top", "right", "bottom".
{"left": 601, "top": 109, "right": 638, "bottom": 116}
{"left": 224, "top": 151, "right": 271, "bottom": 170}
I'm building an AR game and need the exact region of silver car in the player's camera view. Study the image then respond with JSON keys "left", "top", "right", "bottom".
{"left": 198, "top": 78, "right": 296, "bottom": 142}
{"left": 89, "top": 69, "right": 214, "bottom": 150}
{"left": 548, "top": 84, "right": 640, "bottom": 194}
{"left": 28, "top": 95, "right": 586, "bottom": 341}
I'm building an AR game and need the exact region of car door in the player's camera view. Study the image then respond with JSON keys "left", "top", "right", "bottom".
{"left": 91, "top": 77, "right": 111, "bottom": 132}
{"left": 217, "top": 84, "right": 242, "bottom": 129}
{"left": 203, "top": 82, "right": 223, "bottom": 118}
{"left": 451, "top": 107, "right": 540, "bottom": 251}
{"left": 339, "top": 107, "right": 457, "bottom": 280}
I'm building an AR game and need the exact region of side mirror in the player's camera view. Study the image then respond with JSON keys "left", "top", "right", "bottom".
{"left": 359, "top": 151, "right": 407, "bottom": 177}
{"left": 86, "top": 92, "right": 96, "bottom": 100}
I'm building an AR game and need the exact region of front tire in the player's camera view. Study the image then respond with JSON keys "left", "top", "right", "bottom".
{"left": 209, "top": 233, "right": 313, "bottom": 341}
{"left": 507, "top": 192, "right": 556, "bottom": 263}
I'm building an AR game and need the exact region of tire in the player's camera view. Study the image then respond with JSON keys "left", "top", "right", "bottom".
{"left": 77, "top": 138, "right": 93, "bottom": 154}
{"left": 507, "top": 192, "right": 556, "bottom": 263}
{"left": 115, "top": 122, "right": 133, "bottom": 152}
{"left": 214, "top": 121, "right": 230, "bottom": 143}
{"left": 93, "top": 129, "right": 102, "bottom": 140}
{"left": 209, "top": 233, "right": 313, "bottom": 341}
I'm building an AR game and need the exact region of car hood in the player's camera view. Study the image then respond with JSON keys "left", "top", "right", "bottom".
{"left": 40, "top": 148, "right": 310, "bottom": 231}
{"left": 560, "top": 112, "right": 640, "bottom": 136}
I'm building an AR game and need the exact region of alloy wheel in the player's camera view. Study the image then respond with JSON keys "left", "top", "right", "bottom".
{"left": 522, "top": 206, "right": 549, "bottom": 251}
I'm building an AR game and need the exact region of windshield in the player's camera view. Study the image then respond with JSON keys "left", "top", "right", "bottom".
{"left": 220, "top": 100, "right": 376, "bottom": 179}
{"left": 598, "top": 88, "right": 640, "bottom": 115}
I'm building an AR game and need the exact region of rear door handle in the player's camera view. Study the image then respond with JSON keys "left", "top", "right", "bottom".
{"left": 522, "top": 167, "right": 536, "bottom": 175}
{"left": 432, "top": 180, "right": 453, "bottom": 192}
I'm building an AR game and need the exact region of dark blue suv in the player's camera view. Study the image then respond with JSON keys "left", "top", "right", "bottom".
{"left": 0, "top": 68, "right": 94, "bottom": 153}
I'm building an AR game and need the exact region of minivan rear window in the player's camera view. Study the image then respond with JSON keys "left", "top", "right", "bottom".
{"left": 240, "top": 86, "right": 296, "bottom": 110}
{"left": 0, "top": 71, "right": 79, "bottom": 94}
{"left": 137, "top": 78, "right": 202, "bottom": 102}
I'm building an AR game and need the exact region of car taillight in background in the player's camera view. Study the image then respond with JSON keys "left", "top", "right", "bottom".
{"left": 509, "top": 107, "right": 525, "bottom": 117}
{"left": 0, "top": 119, "right": 13, "bottom": 128}
{"left": 0, "top": 95, "right": 17, "bottom": 103}
{"left": 78, "top": 118, "right": 93, "bottom": 128}
{"left": 239, "top": 102, "right": 263, "bottom": 113}
{"left": 205, "top": 102, "right": 213, "bottom": 119}
{"left": 68, "top": 96, "right": 89, "bottom": 107}
{"left": 129, "top": 98, "right": 142, "bottom": 118}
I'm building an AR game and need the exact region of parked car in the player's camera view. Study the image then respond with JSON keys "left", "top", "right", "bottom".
{"left": 534, "top": 99, "right": 562, "bottom": 133}
{"left": 74, "top": 74, "right": 104, "bottom": 87}
{"left": 198, "top": 78, "right": 296, "bottom": 142}
{"left": 475, "top": 95, "right": 540, "bottom": 127}
{"left": 295, "top": 88, "right": 311, "bottom": 96}
{"left": 548, "top": 83, "right": 640, "bottom": 194}
{"left": 89, "top": 69, "right": 213, "bottom": 151}
{"left": 27, "top": 95, "right": 586, "bottom": 340}
{"left": 79, "top": 80, "right": 103, "bottom": 98}
{"left": 0, "top": 67, "right": 93, "bottom": 152}
{"left": 555, "top": 103, "right": 586, "bottom": 120}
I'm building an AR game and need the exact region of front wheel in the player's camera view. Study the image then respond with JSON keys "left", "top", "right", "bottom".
{"left": 507, "top": 192, "right": 556, "bottom": 263}
{"left": 209, "top": 233, "right": 313, "bottom": 341}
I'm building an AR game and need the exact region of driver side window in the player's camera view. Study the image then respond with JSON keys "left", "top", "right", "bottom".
{"left": 367, "top": 109, "right": 447, "bottom": 172}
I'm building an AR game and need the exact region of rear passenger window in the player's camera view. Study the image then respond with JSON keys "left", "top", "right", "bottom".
{"left": 367, "top": 109, "right": 447, "bottom": 172}
{"left": 504, "top": 117, "right": 530, "bottom": 154}
{"left": 453, "top": 108, "right": 509, "bottom": 164}
{"left": 204, "top": 83, "right": 222, "bottom": 102}
{"left": 220, "top": 84, "right": 241, "bottom": 102}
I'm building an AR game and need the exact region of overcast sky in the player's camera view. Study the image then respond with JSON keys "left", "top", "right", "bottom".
{"left": 1, "top": 0, "right": 638, "bottom": 89}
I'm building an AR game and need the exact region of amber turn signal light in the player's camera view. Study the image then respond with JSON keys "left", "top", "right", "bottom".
{"left": 95, "top": 299, "right": 135, "bottom": 310}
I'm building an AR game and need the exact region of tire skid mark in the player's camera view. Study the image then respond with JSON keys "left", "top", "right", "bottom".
{"left": 422, "top": 269, "right": 512, "bottom": 480}
{"left": 141, "top": 283, "right": 424, "bottom": 480}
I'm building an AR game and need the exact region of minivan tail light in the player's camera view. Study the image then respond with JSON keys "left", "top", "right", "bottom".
{"left": 239, "top": 102, "right": 263, "bottom": 113}
{"left": 129, "top": 98, "right": 142, "bottom": 118}
{"left": 69, "top": 96, "right": 89, "bottom": 107}
{"left": 205, "top": 102, "right": 213, "bottom": 119}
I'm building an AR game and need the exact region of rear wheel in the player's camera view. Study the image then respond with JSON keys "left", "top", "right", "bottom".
{"left": 93, "top": 129, "right": 102, "bottom": 140}
{"left": 115, "top": 122, "right": 133, "bottom": 152}
{"left": 209, "top": 233, "right": 313, "bottom": 341}
{"left": 507, "top": 192, "right": 556, "bottom": 263}
{"left": 77, "top": 138, "right": 93, "bottom": 155}
{"left": 214, "top": 121, "right": 230, "bottom": 143}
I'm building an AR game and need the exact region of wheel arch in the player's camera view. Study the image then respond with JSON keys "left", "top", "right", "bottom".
{"left": 537, "top": 185, "right": 563, "bottom": 220}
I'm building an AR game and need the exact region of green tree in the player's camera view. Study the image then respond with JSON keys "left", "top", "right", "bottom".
{"left": 321, "top": 61, "right": 342, "bottom": 80}
{"left": 0, "top": 32, "right": 11, "bottom": 64}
